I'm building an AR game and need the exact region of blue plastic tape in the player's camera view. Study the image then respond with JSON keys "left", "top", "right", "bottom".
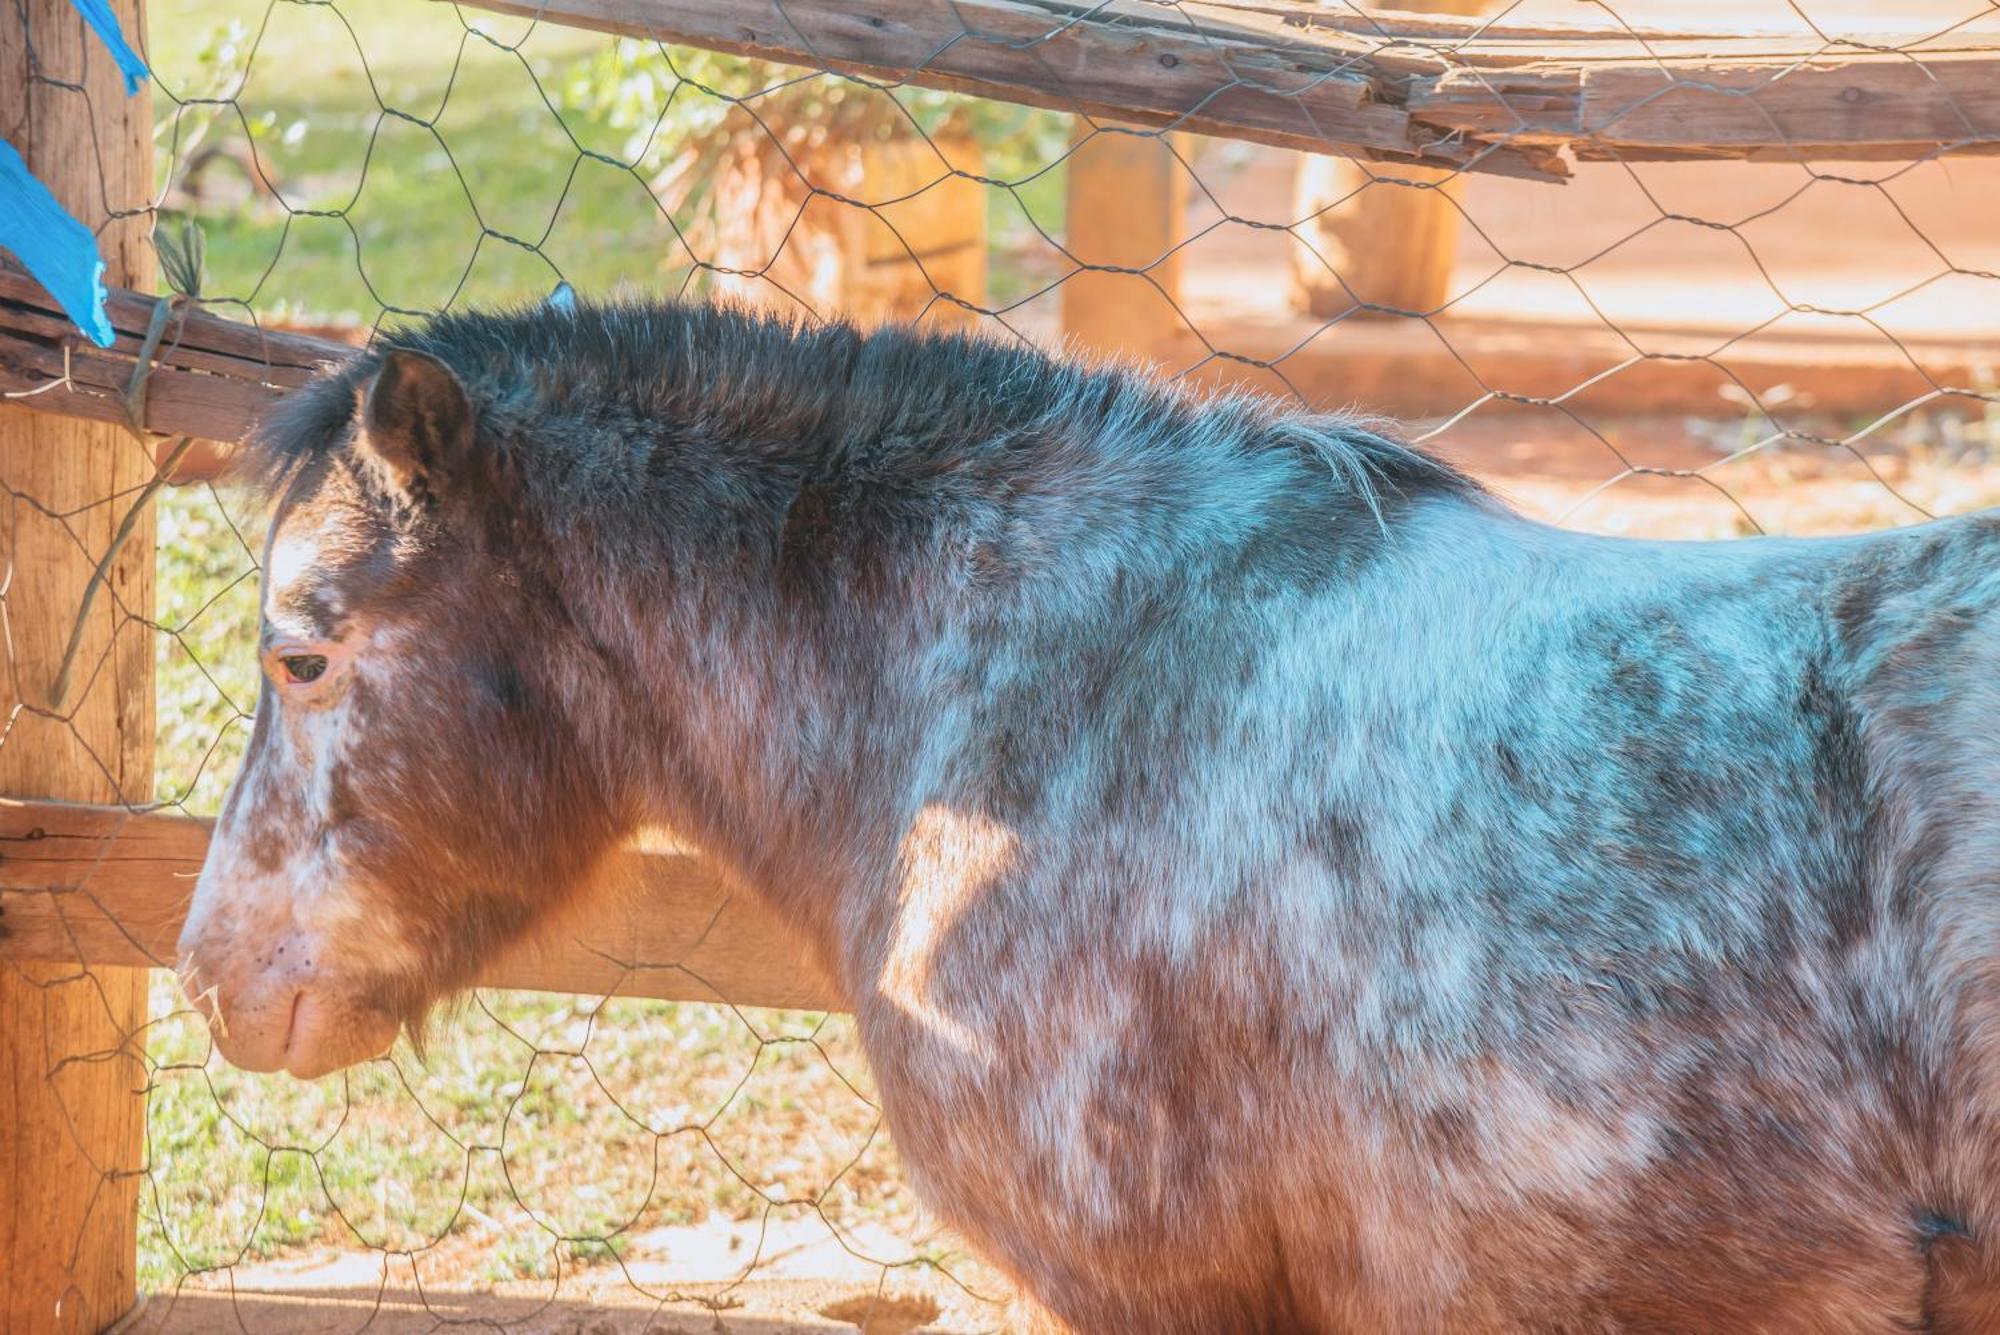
{"left": 68, "top": 0, "right": 150, "bottom": 96}
{"left": 0, "top": 139, "right": 114, "bottom": 348}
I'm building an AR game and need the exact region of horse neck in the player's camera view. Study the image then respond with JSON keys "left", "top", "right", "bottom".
{"left": 545, "top": 403, "right": 1430, "bottom": 979}
{"left": 558, "top": 532, "right": 964, "bottom": 953}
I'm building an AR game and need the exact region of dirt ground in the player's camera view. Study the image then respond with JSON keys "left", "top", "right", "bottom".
{"left": 121, "top": 1215, "right": 1016, "bottom": 1334}
{"left": 1174, "top": 149, "right": 2000, "bottom": 348}
{"left": 123, "top": 1284, "right": 990, "bottom": 1334}
{"left": 1437, "top": 411, "right": 1999, "bottom": 538}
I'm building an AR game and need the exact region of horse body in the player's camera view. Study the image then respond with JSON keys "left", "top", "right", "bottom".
{"left": 823, "top": 501, "right": 2000, "bottom": 1331}
{"left": 178, "top": 300, "right": 2000, "bottom": 1330}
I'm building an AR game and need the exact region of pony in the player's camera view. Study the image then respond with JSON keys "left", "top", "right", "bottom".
{"left": 179, "top": 296, "right": 2000, "bottom": 1331}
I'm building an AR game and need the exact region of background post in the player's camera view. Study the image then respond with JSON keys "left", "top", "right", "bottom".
{"left": 1061, "top": 123, "right": 1187, "bottom": 360}
{"left": 1290, "top": 0, "right": 1489, "bottom": 319}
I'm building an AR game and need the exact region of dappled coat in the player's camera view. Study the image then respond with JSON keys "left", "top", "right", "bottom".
{"left": 181, "top": 299, "right": 2000, "bottom": 1332}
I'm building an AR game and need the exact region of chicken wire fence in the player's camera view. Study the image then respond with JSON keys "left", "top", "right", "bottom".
{"left": 4, "top": 0, "right": 2000, "bottom": 1329}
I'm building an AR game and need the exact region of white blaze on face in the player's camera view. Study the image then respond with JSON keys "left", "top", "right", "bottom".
{"left": 176, "top": 521, "right": 410, "bottom": 1077}
{"left": 266, "top": 527, "right": 324, "bottom": 595}
{"left": 246, "top": 671, "right": 421, "bottom": 972}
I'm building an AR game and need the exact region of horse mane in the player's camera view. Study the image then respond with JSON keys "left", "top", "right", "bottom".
{"left": 238, "top": 297, "right": 1478, "bottom": 536}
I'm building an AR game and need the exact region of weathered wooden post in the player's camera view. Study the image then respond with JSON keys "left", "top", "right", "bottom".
{"left": 1060, "top": 123, "right": 1186, "bottom": 360}
{"left": 1290, "top": 0, "right": 1489, "bottom": 318}
{"left": 0, "top": 1, "right": 156, "bottom": 1330}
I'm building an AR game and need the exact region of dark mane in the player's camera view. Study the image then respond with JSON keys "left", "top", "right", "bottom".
{"left": 240, "top": 298, "right": 1476, "bottom": 545}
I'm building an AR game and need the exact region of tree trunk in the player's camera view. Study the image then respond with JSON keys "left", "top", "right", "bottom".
{"left": 0, "top": 2, "right": 157, "bottom": 1330}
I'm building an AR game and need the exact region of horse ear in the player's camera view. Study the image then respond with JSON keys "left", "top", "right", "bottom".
{"left": 355, "top": 349, "right": 473, "bottom": 499}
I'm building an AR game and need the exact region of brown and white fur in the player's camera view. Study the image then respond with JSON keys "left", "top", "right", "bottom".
{"left": 181, "top": 298, "right": 2000, "bottom": 1331}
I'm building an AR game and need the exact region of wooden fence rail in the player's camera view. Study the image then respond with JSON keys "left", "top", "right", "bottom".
{"left": 452, "top": 0, "right": 2000, "bottom": 181}
{"left": 0, "top": 261, "right": 345, "bottom": 443}
{"left": 0, "top": 799, "right": 836, "bottom": 1011}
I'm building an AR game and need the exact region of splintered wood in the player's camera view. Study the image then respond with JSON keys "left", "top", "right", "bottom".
{"left": 443, "top": 0, "right": 2000, "bottom": 181}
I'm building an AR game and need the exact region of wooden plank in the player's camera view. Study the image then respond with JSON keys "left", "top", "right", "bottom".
{"left": 1575, "top": 55, "right": 2000, "bottom": 156}
{"left": 1412, "top": 53, "right": 2000, "bottom": 161}
{"left": 447, "top": 0, "right": 1568, "bottom": 179}
{"left": 1204, "top": 2, "right": 2000, "bottom": 45}
{"left": 1263, "top": 6, "right": 2000, "bottom": 60}
{"left": 0, "top": 3, "right": 155, "bottom": 1329}
{"left": 0, "top": 800, "right": 839, "bottom": 1013}
{"left": 439, "top": 0, "right": 2000, "bottom": 176}
{"left": 0, "top": 260, "right": 352, "bottom": 448}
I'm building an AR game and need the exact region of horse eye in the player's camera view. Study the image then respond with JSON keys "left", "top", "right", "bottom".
{"left": 280, "top": 654, "right": 328, "bottom": 684}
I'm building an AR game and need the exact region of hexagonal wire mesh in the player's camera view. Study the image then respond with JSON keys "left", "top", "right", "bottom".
{"left": 4, "top": 0, "right": 1999, "bottom": 1329}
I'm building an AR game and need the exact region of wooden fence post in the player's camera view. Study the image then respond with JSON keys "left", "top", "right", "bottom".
{"left": 1290, "top": 0, "right": 1489, "bottom": 319}
{"left": 1060, "top": 123, "right": 1187, "bottom": 360}
{"left": 0, "top": 1, "right": 156, "bottom": 1330}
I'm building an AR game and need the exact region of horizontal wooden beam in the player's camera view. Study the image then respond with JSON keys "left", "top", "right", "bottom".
{"left": 1411, "top": 52, "right": 2000, "bottom": 167}
{"left": 0, "top": 799, "right": 838, "bottom": 1013}
{"left": 0, "top": 261, "right": 353, "bottom": 446}
{"left": 444, "top": 0, "right": 2000, "bottom": 179}
{"left": 448, "top": 0, "right": 1563, "bottom": 177}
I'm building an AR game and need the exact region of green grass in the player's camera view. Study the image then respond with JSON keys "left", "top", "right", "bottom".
{"left": 144, "top": 0, "right": 1068, "bottom": 326}
{"left": 149, "top": 0, "right": 688, "bottom": 323}
{"left": 140, "top": 976, "right": 913, "bottom": 1288}
{"left": 155, "top": 484, "right": 262, "bottom": 815}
